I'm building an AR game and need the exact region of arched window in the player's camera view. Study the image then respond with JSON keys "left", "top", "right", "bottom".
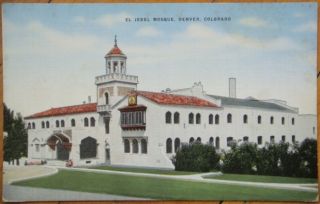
{"left": 141, "top": 139, "right": 147, "bottom": 154}
{"left": 281, "top": 135, "right": 286, "bottom": 142}
{"left": 243, "top": 115, "right": 248, "bottom": 124}
{"left": 257, "top": 136, "right": 263, "bottom": 145}
{"left": 105, "top": 92, "right": 109, "bottom": 105}
{"left": 132, "top": 139, "right": 139, "bottom": 153}
{"left": 56, "top": 120, "right": 60, "bottom": 128}
{"left": 208, "top": 114, "right": 213, "bottom": 124}
{"left": 209, "top": 137, "right": 214, "bottom": 146}
{"left": 270, "top": 135, "right": 275, "bottom": 143}
{"left": 292, "top": 135, "right": 296, "bottom": 143}
{"left": 166, "top": 138, "right": 172, "bottom": 153}
{"left": 270, "top": 116, "right": 274, "bottom": 124}
{"left": 243, "top": 136, "right": 249, "bottom": 142}
{"left": 196, "top": 113, "right": 201, "bottom": 124}
{"left": 257, "top": 115, "right": 262, "bottom": 124}
{"left": 80, "top": 137, "right": 97, "bottom": 159}
{"left": 61, "top": 120, "right": 65, "bottom": 128}
{"left": 165, "top": 111, "right": 172, "bottom": 124}
{"left": 84, "top": 117, "right": 89, "bottom": 127}
{"left": 174, "top": 112, "right": 180, "bottom": 124}
{"left": 215, "top": 137, "right": 220, "bottom": 149}
{"left": 227, "top": 113, "right": 232, "bottom": 123}
{"left": 227, "top": 137, "right": 233, "bottom": 147}
{"left": 281, "top": 117, "right": 285, "bottom": 125}
{"left": 90, "top": 117, "right": 95, "bottom": 127}
{"left": 196, "top": 137, "right": 201, "bottom": 143}
{"left": 215, "top": 114, "right": 220, "bottom": 124}
{"left": 189, "top": 113, "right": 194, "bottom": 124}
{"left": 27, "top": 123, "right": 31, "bottom": 129}
{"left": 174, "top": 138, "right": 180, "bottom": 153}
{"left": 32, "top": 122, "right": 36, "bottom": 129}
{"left": 41, "top": 121, "right": 45, "bottom": 129}
{"left": 124, "top": 139, "right": 130, "bottom": 153}
{"left": 71, "top": 119, "right": 76, "bottom": 127}
{"left": 189, "top": 137, "right": 195, "bottom": 144}
{"left": 46, "top": 121, "right": 49, "bottom": 128}
{"left": 291, "top": 118, "right": 295, "bottom": 125}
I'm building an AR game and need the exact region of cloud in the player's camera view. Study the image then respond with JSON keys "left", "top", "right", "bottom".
{"left": 73, "top": 16, "right": 86, "bottom": 23}
{"left": 94, "top": 12, "right": 131, "bottom": 27}
{"left": 294, "top": 21, "right": 317, "bottom": 32}
{"left": 136, "top": 26, "right": 162, "bottom": 37}
{"left": 239, "top": 17, "right": 269, "bottom": 28}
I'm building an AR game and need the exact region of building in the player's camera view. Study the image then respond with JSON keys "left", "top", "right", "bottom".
{"left": 25, "top": 38, "right": 317, "bottom": 169}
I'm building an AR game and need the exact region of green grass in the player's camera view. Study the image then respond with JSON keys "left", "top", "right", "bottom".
{"left": 204, "top": 173, "right": 318, "bottom": 184}
{"left": 91, "top": 165, "right": 198, "bottom": 175}
{"left": 13, "top": 170, "right": 317, "bottom": 201}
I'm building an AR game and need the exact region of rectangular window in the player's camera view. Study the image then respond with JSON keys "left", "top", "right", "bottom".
{"left": 105, "top": 118, "right": 110, "bottom": 134}
{"left": 35, "top": 144, "right": 40, "bottom": 152}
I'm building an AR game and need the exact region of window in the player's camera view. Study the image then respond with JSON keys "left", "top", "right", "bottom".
{"left": 213, "top": 137, "right": 219, "bottom": 150}
{"left": 46, "top": 121, "right": 50, "bottom": 128}
{"left": 32, "top": 122, "right": 35, "bottom": 129}
{"left": 196, "top": 113, "right": 201, "bottom": 124}
{"left": 35, "top": 144, "right": 40, "bottom": 152}
{"left": 174, "top": 112, "right": 180, "bottom": 124}
{"left": 292, "top": 118, "right": 295, "bottom": 125}
{"left": 270, "top": 116, "right": 274, "bottom": 124}
{"left": 292, "top": 135, "right": 296, "bottom": 143}
{"left": 105, "top": 92, "right": 109, "bottom": 104}
{"left": 257, "top": 136, "right": 263, "bottom": 145}
{"left": 189, "top": 113, "right": 194, "bottom": 124}
{"left": 209, "top": 137, "right": 214, "bottom": 146}
{"left": 165, "top": 111, "right": 172, "bottom": 124}
{"left": 243, "top": 115, "right": 248, "bottom": 124}
{"left": 189, "top": 137, "right": 195, "bottom": 144}
{"left": 270, "top": 136, "right": 275, "bottom": 143}
{"left": 196, "top": 137, "right": 201, "bottom": 143}
{"left": 281, "top": 117, "right": 285, "bottom": 125}
{"left": 166, "top": 138, "right": 172, "bottom": 153}
{"left": 61, "top": 120, "right": 65, "bottom": 128}
{"left": 124, "top": 139, "right": 130, "bottom": 153}
{"left": 41, "top": 121, "right": 45, "bottom": 129}
{"left": 208, "top": 114, "right": 213, "bottom": 124}
{"left": 281, "top": 135, "right": 286, "bottom": 142}
{"left": 132, "top": 139, "right": 139, "bottom": 153}
{"left": 141, "top": 139, "right": 147, "bottom": 154}
{"left": 80, "top": 137, "right": 97, "bottom": 159}
{"left": 56, "top": 120, "right": 60, "bottom": 128}
{"left": 313, "top": 126, "right": 316, "bottom": 135}
{"left": 215, "top": 114, "right": 220, "bottom": 124}
{"left": 71, "top": 119, "right": 76, "bottom": 127}
{"left": 174, "top": 138, "right": 180, "bottom": 153}
{"left": 27, "top": 123, "right": 31, "bottom": 129}
{"left": 257, "top": 115, "right": 262, "bottom": 124}
{"left": 90, "top": 117, "right": 95, "bottom": 127}
{"left": 227, "top": 113, "right": 232, "bottom": 123}
{"left": 84, "top": 117, "right": 89, "bottom": 127}
{"left": 243, "top": 136, "right": 249, "bottom": 142}
{"left": 104, "top": 117, "right": 110, "bottom": 134}
{"left": 227, "top": 137, "right": 233, "bottom": 147}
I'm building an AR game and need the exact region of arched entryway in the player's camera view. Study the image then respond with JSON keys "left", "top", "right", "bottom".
{"left": 47, "top": 134, "right": 71, "bottom": 161}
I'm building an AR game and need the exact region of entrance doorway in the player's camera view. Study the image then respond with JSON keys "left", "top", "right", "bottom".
{"left": 57, "top": 141, "right": 70, "bottom": 160}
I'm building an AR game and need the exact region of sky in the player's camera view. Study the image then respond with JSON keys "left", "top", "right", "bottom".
{"left": 3, "top": 3, "right": 317, "bottom": 116}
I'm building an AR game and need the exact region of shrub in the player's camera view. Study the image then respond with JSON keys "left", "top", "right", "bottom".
{"left": 299, "top": 138, "right": 317, "bottom": 178}
{"left": 173, "top": 142, "right": 220, "bottom": 172}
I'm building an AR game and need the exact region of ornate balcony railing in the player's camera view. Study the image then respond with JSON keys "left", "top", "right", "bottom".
{"left": 97, "top": 104, "right": 111, "bottom": 113}
{"left": 95, "top": 73, "right": 138, "bottom": 85}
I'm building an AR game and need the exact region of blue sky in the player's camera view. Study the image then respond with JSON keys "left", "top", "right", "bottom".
{"left": 3, "top": 3, "right": 317, "bottom": 116}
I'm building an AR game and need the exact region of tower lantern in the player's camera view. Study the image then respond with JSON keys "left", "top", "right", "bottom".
{"left": 105, "top": 35, "right": 127, "bottom": 75}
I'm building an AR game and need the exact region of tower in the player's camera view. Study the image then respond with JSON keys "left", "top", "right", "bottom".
{"left": 96, "top": 36, "right": 139, "bottom": 114}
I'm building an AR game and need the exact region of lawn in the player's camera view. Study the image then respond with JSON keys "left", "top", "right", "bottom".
{"left": 204, "top": 173, "right": 318, "bottom": 184}
{"left": 91, "top": 165, "right": 198, "bottom": 175}
{"left": 13, "top": 169, "right": 317, "bottom": 201}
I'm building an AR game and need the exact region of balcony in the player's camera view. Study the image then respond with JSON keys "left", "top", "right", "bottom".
{"left": 97, "top": 104, "right": 111, "bottom": 114}
{"left": 121, "top": 123, "right": 146, "bottom": 131}
{"left": 95, "top": 73, "right": 138, "bottom": 85}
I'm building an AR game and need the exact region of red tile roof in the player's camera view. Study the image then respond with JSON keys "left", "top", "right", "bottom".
{"left": 136, "top": 91, "right": 218, "bottom": 108}
{"left": 25, "top": 103, "right": 97, "bottom": 119}
{"left": 106, "top": 46, "right": 125, "bottom": 56}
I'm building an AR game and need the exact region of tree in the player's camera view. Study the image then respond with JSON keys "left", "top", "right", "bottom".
{"left": 3, "top": 103, "right": 28, "bottom": 165}
{"left": 299, "top": 138, "right": 317, "bottom": 178}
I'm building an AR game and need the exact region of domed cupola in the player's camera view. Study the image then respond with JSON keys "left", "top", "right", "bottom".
{"left": 105, "top": 35, "right": 127, "bottom": 75}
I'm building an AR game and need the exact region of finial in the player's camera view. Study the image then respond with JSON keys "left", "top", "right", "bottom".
{"left": 114, "top": 35, "right": 117, "bottom": 47}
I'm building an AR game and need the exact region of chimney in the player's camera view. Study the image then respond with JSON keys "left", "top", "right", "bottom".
{"left": 229, "top": 78, "right": 236, "bottom": 98}
{"left": 88, "top": 96, "right": 91, "bottom": 103}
